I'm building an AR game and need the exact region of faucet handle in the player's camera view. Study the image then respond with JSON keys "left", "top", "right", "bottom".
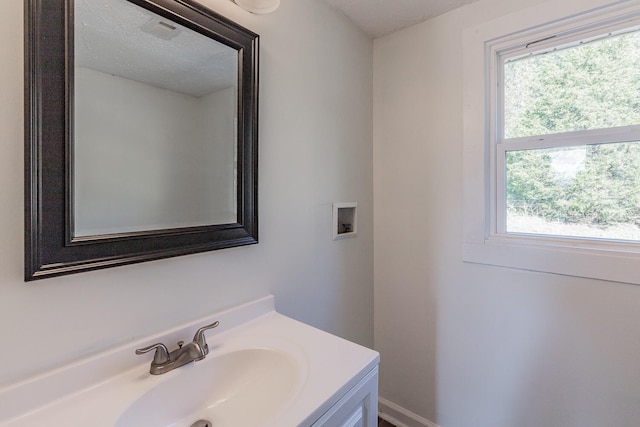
{"left": 192, "top": 321, "right": 219, "bottom": 355}
{"left": 135, "top": 343, "right": 170, "bottom": 365}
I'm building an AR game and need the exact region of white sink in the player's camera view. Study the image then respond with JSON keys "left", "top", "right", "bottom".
{"left": 0, "top": 296, "right": 378, "bottom": 427}
{"left": 116, "top": 347, "right": 305, "bottom": 427}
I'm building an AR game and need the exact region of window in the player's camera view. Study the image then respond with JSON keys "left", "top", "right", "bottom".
{"left": 499, "top": 25, "right": 640, "bottom": 241}
{"left": 463, "top": 0, "right": 640, "bottom": 284}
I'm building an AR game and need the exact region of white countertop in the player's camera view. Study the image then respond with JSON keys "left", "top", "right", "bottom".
{"left": 0, "top": 296, "right": 379, "bottom": 427}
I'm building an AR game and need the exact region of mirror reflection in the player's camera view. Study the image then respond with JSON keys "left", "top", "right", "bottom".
{"left": 73, "top": 0, "right": 239, "bottom": 237}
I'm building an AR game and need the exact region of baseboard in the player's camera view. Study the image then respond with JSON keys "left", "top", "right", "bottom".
{"left": 378, "top": 397, "right": 440, "bottom": 427}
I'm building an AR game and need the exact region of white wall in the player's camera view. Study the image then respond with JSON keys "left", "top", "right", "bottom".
{"left": 373, "top": 0, "right": 640, "bottom": 426}
{"left": 0, "top": 0, "right": 373, "bottom": 387}
{"left": 75, "top": 67, "right": 237, "bottom": 234}
{"left": 200, "top": 86, "right": 237, "bottom": 223}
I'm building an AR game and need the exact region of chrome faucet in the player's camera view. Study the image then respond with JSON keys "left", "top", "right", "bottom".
{"left": 135, "top": 321, "right": 219, "bottom": 375}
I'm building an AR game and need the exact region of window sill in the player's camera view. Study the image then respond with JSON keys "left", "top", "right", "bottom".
{"left": 463, "top": 235, "right": 640, "bottom": 285}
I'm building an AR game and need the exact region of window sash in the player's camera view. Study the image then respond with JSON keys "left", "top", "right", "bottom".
{"left": 501, "top": 125, "right": 640, "bottom": 150}
{"left": 501, "top": 17, "right": 640, "bottom": 64}
{"left": 492, "top": 12, "right": 640, "bottom": 137}
{"left": 492, "top": 16, "right": 640, "bottom": 239}
{"left": 495, "top": 128, "right": 640, "bottom": 236}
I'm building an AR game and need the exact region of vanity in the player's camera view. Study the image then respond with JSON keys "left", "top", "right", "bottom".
{"left": 19, "top": 1, "right": 379, "bottom": 421}
{"left": 0, "top": 296, "right": 379, "bottom": 426}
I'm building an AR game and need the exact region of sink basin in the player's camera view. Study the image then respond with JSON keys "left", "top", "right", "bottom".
{"left": 116, "top": 347, "right": 305, "bottom": 427}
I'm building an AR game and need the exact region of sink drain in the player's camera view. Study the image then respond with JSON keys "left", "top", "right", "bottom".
{"left": 190, "top": 420, "right": 213, "bottom": 427}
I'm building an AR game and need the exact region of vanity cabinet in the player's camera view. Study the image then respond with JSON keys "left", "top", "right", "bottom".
{"left": 311, "top": 367, "right": 379, "bottom": 427}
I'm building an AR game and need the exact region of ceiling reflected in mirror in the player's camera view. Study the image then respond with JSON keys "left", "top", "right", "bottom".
{"left": 75, "top": 0, "right": 237, "bottom": 96}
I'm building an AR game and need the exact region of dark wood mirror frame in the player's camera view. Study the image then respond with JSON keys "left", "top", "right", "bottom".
{"left": 25, "top": 0, "right": 259, "bottom": 281}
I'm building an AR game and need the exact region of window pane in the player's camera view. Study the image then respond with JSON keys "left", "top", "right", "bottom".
{"left": 506, "top": 142, "right": 640, "bottom": 240}
{"left": 503, "top": 30, "right": 640, "bottom": 139}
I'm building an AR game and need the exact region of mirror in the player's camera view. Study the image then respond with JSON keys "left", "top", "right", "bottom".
{"left": 25, "top": 0, "right": 259, "bottom": 280}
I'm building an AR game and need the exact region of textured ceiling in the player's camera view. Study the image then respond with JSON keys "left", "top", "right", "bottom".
{"left": 75, "top": 0, "right": 237, "bottom": 97}
{"left": 322, "top": 0, "right": 481, "bottom": 38}
{"left": 75, "top": 0, "right": 480, "bottom": 94}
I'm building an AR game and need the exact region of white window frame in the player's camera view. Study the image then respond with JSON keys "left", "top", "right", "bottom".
{"left": 462, "top": 0, "right": 640, "bottom": 285}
